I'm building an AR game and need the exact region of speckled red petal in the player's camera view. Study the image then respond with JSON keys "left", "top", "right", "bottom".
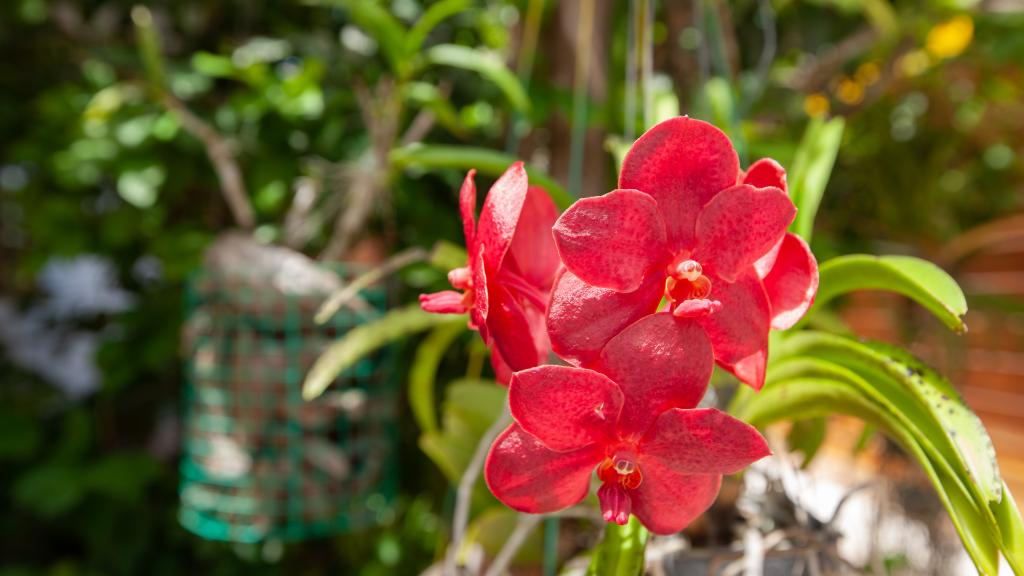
{"left": 552, "top": 189, "right": 669, "bottom": 292}
{"left": 694, "top": 184, "right": 796, "bottom": 283}
{"left": 619, "top": 117, "right": 739, "bottom": 250}
{"left": 763, "top": 233, "right": 819, "bottom": 330}
{"left": 596, "top": 314, "right": 713, "bottom": 440}
{"left": 509, "top": 365, "right": 623, "bottom": 452}
{"left": 698, "top": 271, "right": 771, "bottom": 390}
{"left": 485, "top": 424, "right": 603, "bottom": 514}
{"left": 640, "top": 408, "right": 770, "bottom": 475}
{"left": 547, "top": 269, "right": 664, "bottom": 367}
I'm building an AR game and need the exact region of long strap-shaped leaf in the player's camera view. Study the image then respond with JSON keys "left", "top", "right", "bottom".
{"left": 733, "top": 376, "right": 1002, "bottom": 574}
{"left": 809, "top": 254, "right": 968, "bottom": 333}
{"left": 737, "top": 331, "right": 1024, "bottom": 574}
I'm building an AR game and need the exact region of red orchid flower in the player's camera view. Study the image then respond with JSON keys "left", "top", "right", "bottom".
{"left": 419, "top": 162, "right": 560, "bottom": 383}
{"left": 547, "top": 117, "right": 818, "bottom": 389}
{"left": 484, "top": 314, "right": 770, "bottom": 534}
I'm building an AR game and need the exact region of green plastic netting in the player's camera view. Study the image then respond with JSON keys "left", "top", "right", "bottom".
{"left": 179, "top": 267, "right": 397, "bottom": 543}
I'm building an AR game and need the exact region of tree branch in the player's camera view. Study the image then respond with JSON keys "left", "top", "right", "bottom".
{"left": 163, "top": 95, "right": 255, "bottom": 229}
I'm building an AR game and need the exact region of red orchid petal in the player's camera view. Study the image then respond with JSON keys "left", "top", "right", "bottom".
{"left": 619, "top": 117, "right": 740, "bottom": 250}
{"left": 698, "top": 271, "right": 770, "bottom": 390}
{"left": 547, "top": 269, "right": 664, "bottom": 367}
{"left": 640, "top": 408, "right": 770, "bottom": 475}
{"left": 476, "top": 162, "right": 529, "bottom": 275}
{"left": 419, "top": 291, "right": 467, "bottom": 314}
{"left": 596, "top": 314, "right": 713, "bottom": 440}
{"left": 753, "top": 238, "right": 783, "bottom": 278}
{"left": 484, "top": 424, "right": 603, "bottom": 514}
{"left": 629, "top": 463, "right": 721, "bottom": 535}
{"left": 487, "top": 285, "right": 547, "bottom": 373}
{"left": 742, "top": 158, "right": 787, "bottom": 192}
{"left": 506, "top": 185, "right": 561, "bottom": 290}
{"left": 552, "top": 189, "right": 669, "bottom": 292}
{"left": 471, "top": 249, "right": 488, "bottom": 336}
{"left": 510, "top": 365, "right": 623, "bottom": 452}
{"left": 763, "top": 233, "right": 819, "bottom": 330}
{"left": 695, "top": 184, "right": 796, "bottom": 283}
{"left": 459, "top": 170, "right": 477, "bottom": 245}
{"left": 490, "top": 348, "right": 515, "bottom": 386}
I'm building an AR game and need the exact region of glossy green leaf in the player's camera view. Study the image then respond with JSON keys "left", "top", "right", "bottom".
{"left": 409, "top": 323, "right": 466, "bottom": 434}
{"left": 303, "top": 303, "right": 465, "bottom": 400}
{"left": 811, "top": 254, "right": 968, "bottom": 333}
{"left": 425, "top": 44, "right": 530, "bottom": 113}
{"left": 776, "top": 332, "right": 1000, "bottom": 505}
{"left": 405, "top": 0, "right": 472, "bottom": 56}
{"left": 429, "top": 240, "right": 468, "bottom": 271}
{"left": 734, "top": 377, "right": 1001, "bottom": 575}
{"left": 787, "top": 417, "right": 827, "bottom": 468}
{"left": 404, "top": 81, "right": 466, "bottom": 137}
{"left": 992, "top": 484, "right": 1024, "bottom": 575}
{"left": 418, "top": 380, "right": 505, "bottom": 482}
{"left": 465, "top": 507, "right": 544, "bottom": 565}
{"left": 390, "top": 144, "right": 573, "bottom": 209}
{"left": 319, "top": 0, "right": 408, "bottom": 77}
{"left": 788, "top": 117, "right": 844, "bottom": 241}
{"left": 586, "top": 516, "right": 649, "bottom": 576}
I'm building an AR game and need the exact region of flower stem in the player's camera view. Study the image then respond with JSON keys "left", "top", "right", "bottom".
{"left": 444, "top": 402, "right": 511, "bottom": 575}
{"left": 483, "top": 513, "right": 543, "bottom": 576}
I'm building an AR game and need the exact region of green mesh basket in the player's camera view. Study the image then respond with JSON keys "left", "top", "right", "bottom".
{"left": 179, "top": 266, "right": 397, "bottom": 543}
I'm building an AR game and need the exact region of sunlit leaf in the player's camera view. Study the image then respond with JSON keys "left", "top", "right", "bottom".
{"left": 733, "top": 376, "right": 1001, "bottom": 575}
{"left": 418, "top": 379, "right": 504, "bottom": 482}
{"left": 409, "top": 323, "right": 466, "bottom": 434}
{"left": 788, "top": 117, "right": 844, "bottom": 241}
{"left": 303, "top": 303, "right": 465, "bottom": 400}
{"left": 811, "top": 254, "right": 968, "bottom": 332}
{"left": 390, "top": 144, "right": 572, "bottom": 209}
{"left": 316, "top": 0, "right": 409, "bottom": 77}
{"left": 405, "top": 0, "right": 472, "bottom": 56}
{"left": 425, "top": 44, "right": 530, "bottom": 113}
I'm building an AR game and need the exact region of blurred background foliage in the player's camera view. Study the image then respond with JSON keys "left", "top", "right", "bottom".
{"left": 1, "top": 0, "right": 1022, "bottom": 574}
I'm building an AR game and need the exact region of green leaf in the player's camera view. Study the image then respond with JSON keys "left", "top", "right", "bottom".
{"left": 786, "top": 418, "right": 827, "bottom": 468}
{"left": 425, "top": 44, "right": 530, "bottom": 113}
{"left": 992, "top": 484, "right": 1024, "bottom": 575}
{"left": 405, "top": 0, "right": 472, "bottom": 56}
{"left": 429, "top": 240, "right": 468, "bottom": 271}
{"left": 788, "top": 117, "right": 844, "bottom": 241}
{"left": 774, "top": 333, "right": 1000, "bottom": 505}
{"left": 754, "top": 332, "right": 1024, "bottom": 573}
{"left": 733, "top": 377, "right": 1001, "bottom": 575}
{"left": 391, "top": 144, "right": 572, "bottom": 209}
{"left": 586, "top": 516, "right": 649, "bottom": 576}
{"left": 319, "top": 0, "right": 409, "bottom": 77}
{"left": 465, "top": 507, "right": 544, "bottom": 565}
{"left": 403, "top": 81, "right": 466, "bottom": 137}
{"left": 811, "top": 254, "right": 968, "bottom": 332}
{"left": 303, "top": 303, "right": 465, "bottom": 400}
{"left": 13, "top": 463, "right": 86, "bottom": 518}
{"left": 409, "top": 323, "right": 466, "bottom": 434}
{"left": 419, "top": 379, "right": 505, "bottom": 482}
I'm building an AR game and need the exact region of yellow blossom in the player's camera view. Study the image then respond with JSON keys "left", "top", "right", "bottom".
{"left": 855, "top": 62, "right": 881, "bottom": 86}
{"left": 836, "top": 77, "right": 865, "bottom": 106}
{"left": 803, "top": 93, "right": 830, "bottom": 118}
{"left": 926, "top": 15, "right": 974, "bottom": 60}
{"left": 898, "top": 49, "right": 932, "bottom": 77}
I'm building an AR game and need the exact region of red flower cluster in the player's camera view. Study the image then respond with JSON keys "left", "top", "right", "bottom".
{"left": 421, "top": 117, "right": 818, "bottom": 534}
{"left": 548, "top": 117, "right": 818, "bottom": 390}
{"left": 419, "top": 162, "right": 559, "bottom": 383}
